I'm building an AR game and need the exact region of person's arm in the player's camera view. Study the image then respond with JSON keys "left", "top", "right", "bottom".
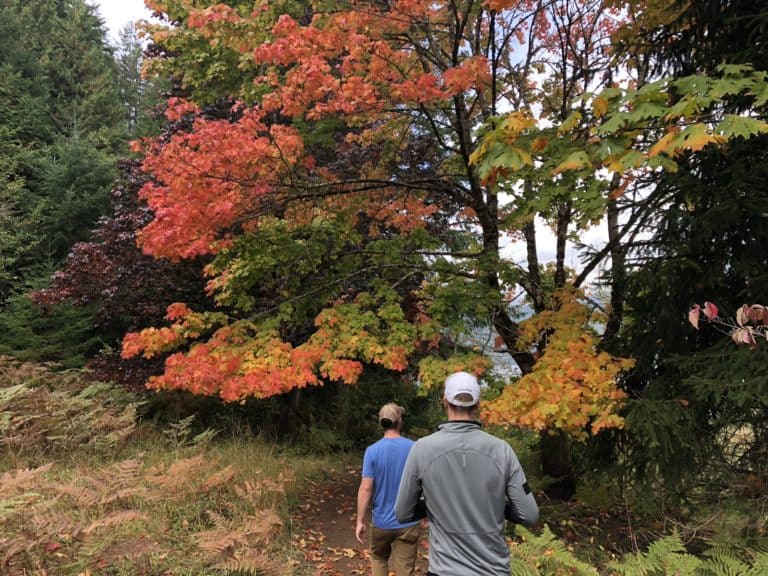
{"left": 505, "top": 449, "right": 539, "bottom": 526}
{"left": 394, "top": 445, "right": 422, "bottom": 523}
{"left": 355, "top": 477, "right": 374, "bottom": 544}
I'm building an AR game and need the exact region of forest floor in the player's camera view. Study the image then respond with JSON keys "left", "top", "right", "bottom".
{"left": 291, "top": 461, "right": 646, "bottom": 575}
{"left": 292, "top": 463, "right": 430, "bottom": 575}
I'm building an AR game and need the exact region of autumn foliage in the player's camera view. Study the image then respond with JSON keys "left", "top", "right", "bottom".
{"left": 483, "top": 289, "right": 634, "bottom": 439}
{"left": 689, "top": 301, "right": 768, "bottom": 349}
{"left": 114, "top": 0, "right": 768, "bottom": 446}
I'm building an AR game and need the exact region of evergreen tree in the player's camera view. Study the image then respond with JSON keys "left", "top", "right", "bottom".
{"left": 0, "top": 0, "right": 126, "bottom": 366}
{"left": 615, "top": 0, "right": 768, "bottom": 495}
{"left": 115, "top": 23, "right": 168, "bottom": 139}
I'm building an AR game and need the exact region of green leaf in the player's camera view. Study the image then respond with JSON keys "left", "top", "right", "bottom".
{"left": 628, "top": 101, "right": 666, "bottom": 122}
{"left": 674, "top": 75, "right": 712, "bottom": 97}
{"left": 665, "top": 96, "right": 701, "bottom": 120}
{"left": 553, "top": 150, "right": 592, "bottom": 174}
{"left": 594, "top": 137, "right": 629, "bottom": 161}
{"left": 715, "top": 63, "right": 756, "bottom": 77}
{"left": 749, "top": 80, "right": 768, "bottom": 107}
{"left": 716, "top": 115, "right": 768, "bottom": 139}
{"left": 609, "top": 149, "right": 645, "bottom": 172}
{"left": 491, "top": 148, "right": 528, "bottom": 171}
{"left": 708, "top": 77, "right": 751, "bottom": 100}
{"left": 647, "top": 155, "right": 679, "bottom": 173}
{"left": 597, "top": 111, "right": 629, "bottom": 135}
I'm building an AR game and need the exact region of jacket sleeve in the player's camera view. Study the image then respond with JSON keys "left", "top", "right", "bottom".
{"left": 505, "top": 447, "right": 539, "bottom": 526}
{"left": 394, "top": 443, "right": 422, "bottom": 523}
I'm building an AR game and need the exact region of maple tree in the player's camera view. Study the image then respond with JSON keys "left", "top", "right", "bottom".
{"left": 119, "top": 0, "right": 768, "bottom": 492}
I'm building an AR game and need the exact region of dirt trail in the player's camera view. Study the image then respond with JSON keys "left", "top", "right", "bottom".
{"left": 292, "top": 465, "right": 429, "bottom": 575}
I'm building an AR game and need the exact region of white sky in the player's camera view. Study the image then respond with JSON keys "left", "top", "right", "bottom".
{"left": 89, "top": 0, "right": 153, "bottom": 43}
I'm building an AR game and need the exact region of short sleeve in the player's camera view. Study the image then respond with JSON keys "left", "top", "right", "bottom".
{"left": 362, "top": 446, "right": 375, "bottom": 478}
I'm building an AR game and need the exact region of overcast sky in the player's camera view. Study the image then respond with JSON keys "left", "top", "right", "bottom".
{"left": 89, "top": 0, "right": 153, "bottom": 43}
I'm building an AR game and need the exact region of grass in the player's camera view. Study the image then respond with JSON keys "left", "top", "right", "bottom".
{"left": 0, "top": 356, "right": 340, "bottom": 576}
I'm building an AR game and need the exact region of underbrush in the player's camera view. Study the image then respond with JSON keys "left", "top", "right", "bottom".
{"left": 0, "top": 356, "right": 335, "bottom": 575}
{"left": 2, "top": 356, "right": 767, "bottom": 575}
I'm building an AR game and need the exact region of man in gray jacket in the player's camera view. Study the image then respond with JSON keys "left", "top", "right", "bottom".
{"left": 394, "top": 371, "right": 539, "bottom": 576}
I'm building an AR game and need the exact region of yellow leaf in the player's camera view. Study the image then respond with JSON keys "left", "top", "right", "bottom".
{"left": 648, "top": 128, "right": 679, "bottom": 158}
{"left": 501, "top": 111, "right": 535, "bottom": 135}
{"left": 559, "top": 111, "right": 582, "bottom": 133}
{"left": 672, "top": 124, "right": 726, "bottom": 155}
{"left": 592, "top": 96, "right": 608, "bottom": 118}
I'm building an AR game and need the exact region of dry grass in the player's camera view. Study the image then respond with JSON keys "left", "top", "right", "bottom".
{"left": 0, "top": 356, "right": 334, "bottom": 575}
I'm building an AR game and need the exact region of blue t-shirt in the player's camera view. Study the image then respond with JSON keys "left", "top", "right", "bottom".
{"left": 362, "top": 436, "right": 419, "bottom": 530}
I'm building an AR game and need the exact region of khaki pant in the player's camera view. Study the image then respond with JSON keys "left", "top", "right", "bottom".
{"left": 369, "top": 523, "right": 420, "bottom": 576}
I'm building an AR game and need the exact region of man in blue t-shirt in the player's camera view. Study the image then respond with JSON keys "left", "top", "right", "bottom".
{"left": 355, "top": 402, "right": 420, "bottom": 576}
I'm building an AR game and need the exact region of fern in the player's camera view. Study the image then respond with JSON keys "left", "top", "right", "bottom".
{"left": 0, "top": 463, "right": 52, "bottom": 493}
{"left": 83, "top": 510, "right": 149, "bottom": 534}
{"left": 200, "top": 465, "right": 236, "bottom": 492}
{"left": 510, "top": 525, "right": 599, "bottom": 576}
{"left": 216, "top": 549, "right": 291, "bottom": 576}
{"left": 607, "top": 532, "right": 768, "bottom": 576}
{"left": 746, "top": 553, "right": 768, "bottom": 576}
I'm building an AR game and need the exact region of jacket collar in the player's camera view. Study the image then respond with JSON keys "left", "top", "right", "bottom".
{"left": 437, "top": 420, "right": 482, "bottom": 432}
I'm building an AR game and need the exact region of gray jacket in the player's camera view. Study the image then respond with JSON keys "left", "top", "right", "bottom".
{"left": 394, "top": 421, "right": 538, "bottom": 576}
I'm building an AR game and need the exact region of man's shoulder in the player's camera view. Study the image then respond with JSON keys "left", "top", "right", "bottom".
{"left": 411, "top": 429, "right": 453, "bottom": 452}
{"left": 367, "top": 436, "right": 415, "bottom": 452}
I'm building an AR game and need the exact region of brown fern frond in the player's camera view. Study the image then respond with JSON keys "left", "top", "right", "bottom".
{"left": 241, "top": 509, "right": 283, "bottom": 539}
{"left": 1, "top": 536, "right": 36, "bottom": 568}
{"left": 195, "top": 529, "right": 246, "bottom": 554}
{"left": 83, "top": 510, "right": 149, "bottom": 534}
{"left": 234, "top": 480, "right": 257, "bottom": 500}
{"left": 235, "top": 475, "right": 286, "bottom": 504}
{"left": 108, "top": 458, "right": 143, "bottom": 481}
{"left": 165, "top": 454, "right": 206, "bottom": 478}
{"left": 96, "top": 537, "right": 162, "bottom": 564}
{"left": 0, "top": 463, "right": 53, "bottom": 494}
{"left": 29, "top": 510, "right": 77, "bottom": 535}
{"left": 205, "top": 509, "right": 229, "bottom": 528}
{"left": 100, "top": 486, "right": 149, "bottom": 505}
{"left": 200, "top": 465, "right": 236, "bottom": 492}
{"left": 146, "top": 455, "right": 206, "bottom": 493}
{"left": 257, "top": 476, "right": 286, "bottom": 496}
{"left": 57, "top": 482, "right": 100, "bottom": 508}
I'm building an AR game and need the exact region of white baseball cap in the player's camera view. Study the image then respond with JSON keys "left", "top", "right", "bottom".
{"left": 444, "top": 371, "right": 481, "bottom": 407}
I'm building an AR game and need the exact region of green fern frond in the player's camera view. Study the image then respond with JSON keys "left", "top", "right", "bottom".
{"left": 509, "top": 558, "right": 539, "bottom": 576}
{"left": 510, "top": 525, "right": 600, "bottom": 576}
{"left": 216, "top": 550, "right": 290, "bottom": 576}
{"left": 746, "top": 552, "right": 768, "bottom": 576}
{"left": 608, "top": 533, "right": 702, "bottom": 576}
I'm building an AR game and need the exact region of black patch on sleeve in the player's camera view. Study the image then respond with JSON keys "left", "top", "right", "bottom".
{"left": 523, "top": 482, "right": 531, "bottom": 495}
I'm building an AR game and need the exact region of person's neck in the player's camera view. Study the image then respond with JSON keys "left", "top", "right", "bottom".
{"left": 383, "top": 429, "right": 401, "bottom": 439}
{"left": 445, "top": 407, "right": 477, "bottom": 422}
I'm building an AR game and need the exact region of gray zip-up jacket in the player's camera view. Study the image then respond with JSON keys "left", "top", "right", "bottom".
{"left": 394, "top": 421, "right": 538, "bottom": 576}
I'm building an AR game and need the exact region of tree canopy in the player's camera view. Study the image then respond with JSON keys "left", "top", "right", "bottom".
{"left": 118, "top": 0, "right": 768, "bottom": 447}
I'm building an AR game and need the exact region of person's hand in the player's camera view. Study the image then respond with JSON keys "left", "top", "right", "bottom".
{"left": 355, "top": 520, "right": 367, "bottom": 545}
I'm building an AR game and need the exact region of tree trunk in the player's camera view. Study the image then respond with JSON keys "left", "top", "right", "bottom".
{"left": 540, "top": 429, "right": 576, "bottom": 500}
{"left": 602, "top": 182, "right": 625, "bottom": 349}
